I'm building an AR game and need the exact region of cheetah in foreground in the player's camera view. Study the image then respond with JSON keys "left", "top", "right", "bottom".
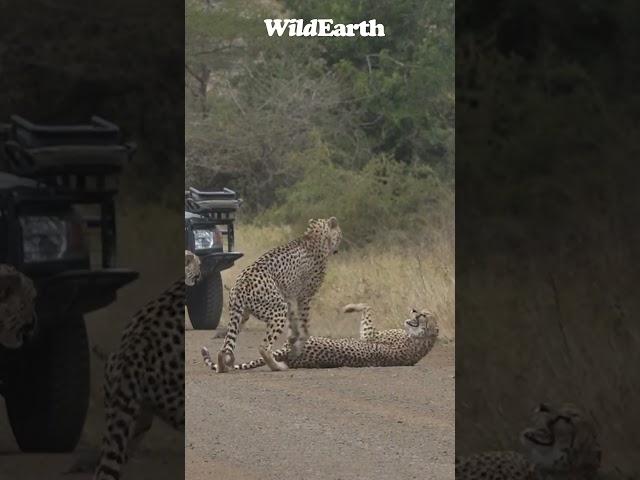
{"left": 216, "top": 217, "right": 342, "bottom": 373}
{"left": 201, "top": 304, "right": 438, "bottom": 371}
{"left": 89, "top": 252, "right": 196, "bottom": 479}
{"left": 456, "top": 402, "right": 602, "bottom": 480}
{"left": 0, "top": 264, "right": 37, "bottom": 349}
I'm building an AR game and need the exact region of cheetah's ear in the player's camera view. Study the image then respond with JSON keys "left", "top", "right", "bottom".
{"left": 328, "top": 216, "right": 338, "bottom": 229}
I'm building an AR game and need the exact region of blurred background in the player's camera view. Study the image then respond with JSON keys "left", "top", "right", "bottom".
{"left": 456, "top": 1, "right": 640, "bottom": 476}
{"left": 185, "top": 0, "right": 455, "bottom": 338}
{"left": 0, "top": 0, "right": 183, "bottom": 472}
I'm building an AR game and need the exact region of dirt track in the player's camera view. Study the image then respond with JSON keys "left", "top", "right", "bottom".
{"left": 186, "top": 327, "right": 455, "bottom": 480}
{"left": 0, "top": 448, "right": 183, "bottom": 480}
{"left": 0, "top": 400, "right": 182, "bottom": 480}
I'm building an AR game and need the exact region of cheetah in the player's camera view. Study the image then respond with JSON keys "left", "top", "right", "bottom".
{"left": 90, "top": 253, "right": 190, "bottom": 480}
{"left": 216, "top": 217, "right": 342, "bottom": 373}
{"left": 347, "top": 303, "right": 423, "bottom": 344}
{"left": 0, "top": 264, "right": 37, "bottom": 349}
{"left": 455, "top": 402, "right": 602, "bottom": 480}
{"left": 185, "top": 249, "right": 201, "bottom": 286}
{"left": 201, "top": 304, "right": 438, "bottom": 371}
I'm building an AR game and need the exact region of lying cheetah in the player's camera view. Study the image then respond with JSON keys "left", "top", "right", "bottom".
{"left": 217, "top": 217, "right": 342, "bottom": 373}
{"left": 456, "top": 402, "right": 602, "bottom": 480}
{"left": 347, "top": 303, "right": 424, "bottom": 344}
{"left": 90, "top": 253, "right": 191, "bottom": 480}
{"left": 0, "top": 264, "right": 37, "bottom": 349}
{"left": 201, "top": 304, "right": 438, "bottom": 372}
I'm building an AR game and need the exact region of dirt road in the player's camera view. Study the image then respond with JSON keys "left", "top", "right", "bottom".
{"left": 186, "top": 327, "right": 455, "bottom": 480}
{"left": 0, "top": 448, "right": 183, "bottom": 480}
{"left": 0, "top": 401, "right": 182, "bottom": 480}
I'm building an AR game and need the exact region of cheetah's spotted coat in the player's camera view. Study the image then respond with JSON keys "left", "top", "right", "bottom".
{"left": 92, "top": 254, "right": 191, "bottom": 480}
{"left": 0, "top": 264, "right": 37, "bottom": 349}
{"left": 216, "top": 217, "right": 342, "bottom": 372}
{"left": 202, "top": 304, "right": 438, "bottom": 372}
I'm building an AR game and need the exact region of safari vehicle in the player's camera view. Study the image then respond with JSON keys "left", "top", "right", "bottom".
{"left": 185, "top": 187, "right": 242, "bottom": 329}
{"left": 0, "top": 116, "right": 138, "bottom": 452}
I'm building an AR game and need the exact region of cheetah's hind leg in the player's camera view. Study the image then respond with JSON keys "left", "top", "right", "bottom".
{"left": 216, "top": 349, "right": 235, "bottom": 373}
{"left": 217, "top": 302, "right": 248, "bottom": 373}
{"left": 259, "top": 346, "right": 289, "bottom": 371}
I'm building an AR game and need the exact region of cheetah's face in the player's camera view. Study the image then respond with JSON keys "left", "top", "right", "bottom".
{"left": 0, "top": 266, "right": 37, "bottom": 349}
{"left": 307, "top": 217, "right": 342, "bottom": 255}
{"left": 404, "top": 308, "right": 438, "bottom": 339}
{"left": 185, "top": 250, "right": 201, "bottom": 286}
{"left": 326, "top": 217, "right": 342, "bottom": 254}
{"left": 520, "top": 402, "right": 601, "bottom": 474}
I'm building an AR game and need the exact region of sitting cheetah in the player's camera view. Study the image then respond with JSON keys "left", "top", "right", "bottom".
{"left": 90, "top": 252, "right": 192, "bottom": 480}
{"left": 0, "top": 264, "right": 37, "bottom": 349}
{"left": 201, "top": 304, "right": 438, "bottom": 371}
{"left": 216, "top": 217, "right": 342, "bottom": 373}
{"left": 185, "top": 249, "right": 201, "bottom": 286}
{"left": 455, "top": 402, "right": 602, "bottom": 480}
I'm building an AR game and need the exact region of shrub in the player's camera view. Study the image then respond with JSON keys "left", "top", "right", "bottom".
{"left": 263, "top": 144, "right": 451, "bottom": 245}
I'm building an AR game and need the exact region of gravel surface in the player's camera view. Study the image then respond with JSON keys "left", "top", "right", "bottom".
{"left": 187, "top": 328, "right": 455, "bottom": 480}
{"left": 0, "top": 402, "right": 182, "bottom": 480}
{"left": 0, "top": 449, "right": 183, "bottom": 480}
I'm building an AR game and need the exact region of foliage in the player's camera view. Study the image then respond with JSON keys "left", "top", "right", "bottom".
{"left": 262, "top": 138, "right": 449, "bottom": 244}
{"left": 185, "top": 0, "right": 454, "bottom": 236}
{"left": 285, "top": 0, "right": 455, "bottom": 171}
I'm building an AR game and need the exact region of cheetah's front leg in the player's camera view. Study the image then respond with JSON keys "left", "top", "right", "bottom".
{"left": 287, "top": 298, "right": 310, "bottom": 359}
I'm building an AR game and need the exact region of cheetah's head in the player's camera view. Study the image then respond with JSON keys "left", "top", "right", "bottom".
{"left": 404, "top": 308, "right": 438, "bottom": 339}
{"left": 185, "top": 250, "right": 201, "bottom": 286}
{"left": 520, "top": 402, "right": 601, "bottom": 476}
{"left": 305, "top": 217, "right": 342, "bottom": 255}
{"left": 0, "top": 265, "right": 37, "bottom": 349}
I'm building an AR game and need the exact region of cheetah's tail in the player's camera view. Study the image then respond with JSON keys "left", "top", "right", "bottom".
{"left": 200, "top": 346, "right": 266, "bottom": 372}
{"left": 342, "top": 303, "right": 370, "bottom": 313}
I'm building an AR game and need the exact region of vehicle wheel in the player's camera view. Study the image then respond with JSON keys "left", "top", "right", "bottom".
{"left": 5, "top": 315, "right": 90, "bottom": 452}
{"left": 187, "top": 271, "right": 223, "bottom": 330}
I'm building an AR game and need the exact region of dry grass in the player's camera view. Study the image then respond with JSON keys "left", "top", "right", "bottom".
{"left": 212, "top": 223, "right": 455, "bottom": 340}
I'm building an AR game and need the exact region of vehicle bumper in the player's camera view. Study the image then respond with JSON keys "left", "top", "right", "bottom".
{"left": 36, "top": 269, "right": 139, "bottom": 319}
{"left": 199, "top": 252, "right": 243, "bottom": 274}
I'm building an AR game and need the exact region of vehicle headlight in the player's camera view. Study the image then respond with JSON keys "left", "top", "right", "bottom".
{"left": 193, "top": 229, "right": 214, "bottom": 250}
{"left": 20, "top": 215, "right": 87, "bottom": 263}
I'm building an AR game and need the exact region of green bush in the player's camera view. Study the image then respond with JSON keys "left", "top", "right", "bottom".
{"left": 262, "top": 141, "right": 450, "bottom": 245}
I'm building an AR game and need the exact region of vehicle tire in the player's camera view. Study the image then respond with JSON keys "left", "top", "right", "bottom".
{"left": 187, "top": 271, "right": 223, "bottom": 330}
{"left": 5, "top": 315, "right": 90, "bottom": 452}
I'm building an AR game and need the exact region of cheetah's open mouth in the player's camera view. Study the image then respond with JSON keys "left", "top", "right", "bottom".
{"left": 522, "top": 428, "right": 554, "bottom": 447}
{"left": 406, "top": 317, "right": 419, "bottom": 328}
